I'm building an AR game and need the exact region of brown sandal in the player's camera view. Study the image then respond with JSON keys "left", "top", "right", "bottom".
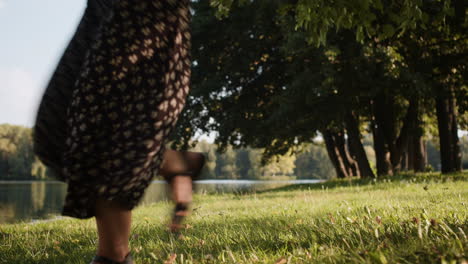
{"left": 91, "top": 252, "right": 133, "bottom": 264}
{"left": 168, "top": 202, "right": 190, "bottom": 234}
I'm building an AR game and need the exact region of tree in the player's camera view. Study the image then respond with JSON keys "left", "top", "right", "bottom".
{"left": 215, "top": 146, "right": 239, "bottom": 179}
{"left": 460, "top": 135, "right": 468, "bottom": 169}
{"left": 294, "top": 143, "right": 335, "bottom": 179}
{"left": 235, "top": 148, "right": 252, "bottom": 179}
{"left": 191, "top": 139, "right": 218, "bottom": 179}
{"left": 0, "top": 124, "right": 52, "bottom": 180}
{"left": 201, "top": 0, "right": 466, "bottom": 176}
{"left": 171, "top": 0, "right": 379, "bottom": 178}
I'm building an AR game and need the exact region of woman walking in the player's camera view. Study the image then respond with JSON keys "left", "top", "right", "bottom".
{"left": 33, "top": 0, "right": 205, "bottom": 263}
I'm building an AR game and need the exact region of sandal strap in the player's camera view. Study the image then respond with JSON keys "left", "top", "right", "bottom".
{"left": 172, "top": 203, "right": 189, "bottom": 224}
{"left": 175, "top": 203, "right": 189, "bottom": 212}
{"left": 92, "top": 253, "right": 133, "bottom": 264}
{"left": 169, "top": 202, "right": 190, "bottom": 234}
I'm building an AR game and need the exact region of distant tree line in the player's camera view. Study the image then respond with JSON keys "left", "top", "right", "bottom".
{"left": 1, "top": 124, "right": 466, "bottom": 181}
{"left": 0, "top": 124, "right": 48, "bottom": 180}
{"left": 191, "top": 140, "right": 334, "bottom": 180}
{"left": 0, "top": 124, "right": 332, "bottom": 180}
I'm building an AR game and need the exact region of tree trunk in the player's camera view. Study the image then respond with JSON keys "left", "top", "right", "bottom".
{"left": 436, "top": 86, "right": 462, "bottom": 173}
{"left": 406, "top": 134, "right": 414, "bottom": 171}
{"left": 450, "top": 97, "right": 462, "bottom": 171}
{"left": 410, "top": 98, "right": 426, "bottom": 172}
{"left": 346, "top": 137, "right": 361, "bottom": 176}
{"left": 394, "top": 98, "right": 419, "bottom": 172}
{"left": 345, "top": 111, "right": 375, "bottom": 178}
{"left": 371, "top": 121, "right": 393, "bottom": 176}
{"left": 334, "top": 130, "right": 359, "bottom": 177}
{"left": 371, "top": 98, "right": 393, "bottom": 176}
{"left": 373, "top": 93, "right": 423, "bottom": 175}
{"left": 322, "top": 130, "right": 350, "bottom": 178}
{"left": 412, "top": 137, "right": 426, "bottom": 172}
{"left": 401, "top": 140, "right": 413, "bottom": 171}
{"left": 436, "top": 94, "right": 452, "bottom": 172}
{"left": 374, "top": 93, "right": 400, "bottom": 171}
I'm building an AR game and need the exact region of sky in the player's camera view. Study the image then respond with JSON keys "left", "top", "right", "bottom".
{"left": 0, "top": 0, "right": 86, "bottom": 127}
{"left": 0, "top": 0, "right": 221, "bottom": 142}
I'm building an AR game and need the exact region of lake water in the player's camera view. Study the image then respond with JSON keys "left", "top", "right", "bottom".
{"left": 0, "top": 179, "right": 322, "bottom": 224}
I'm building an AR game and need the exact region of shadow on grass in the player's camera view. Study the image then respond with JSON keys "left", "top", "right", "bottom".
{"left": 256, "top": 171, "right": 468, "bottom": 194}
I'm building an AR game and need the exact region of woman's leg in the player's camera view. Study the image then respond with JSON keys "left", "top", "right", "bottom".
{"left": 93, "top": 199, "right": 132, "bottom": 263}
{"left": 159, "top": 150, "right": 205, "bottom": 231}
{"left": 159, "top": 149, "right": 205, "bottom": 203}
{"left": 92, "top": 150, "right": 204, "bottom": 262}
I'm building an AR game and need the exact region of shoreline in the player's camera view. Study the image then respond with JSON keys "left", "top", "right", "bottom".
{"left": 1, "top": 179, "right": 326, "bottom": 225}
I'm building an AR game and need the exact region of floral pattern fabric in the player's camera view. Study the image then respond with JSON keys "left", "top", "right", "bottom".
{"left": 34, "top": 0, "right": 192, "bottom": 219}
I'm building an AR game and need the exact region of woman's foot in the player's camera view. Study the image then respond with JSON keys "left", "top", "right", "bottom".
{"left": 168, "top": 202, "right": 190, "bottom": 234}
{"left": 91, "top": 252, "right": 133, "bottom": 264}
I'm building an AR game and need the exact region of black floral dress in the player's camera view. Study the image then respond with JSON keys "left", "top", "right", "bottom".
{"left": 33, "top": 0, "right": 192, "bottom": 218}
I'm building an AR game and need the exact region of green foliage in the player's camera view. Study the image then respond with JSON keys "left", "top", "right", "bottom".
{"left": 460, "top": 135, "right": 468, "bottom": 169}
{"left": 246, "top": 148, "right": 296, "bottom": 179}
{"left": 215, "top": 145, "right": 239, "bottom": 179}
{"left": 210, "top": 0, "right": 462, "bottom": 46}
{"left": 294, "top": 143, "right": 334, "bottom": 179}
{"left": 209, "top": 0, "right": 252, "bottom": 19}
{"left": 191, "top": 140, "right": 218, "bottom": 179}
{"left": 169, "top": 0, "right": 466, "bottom": 178}
{"left": 427, "top": 138, "right": 442, "bottom": 171}
{"left": 0, "top": 124, "right": 51, "bottom": 180}
{"left": 190, "top": 140, "right": 333, "bottom": 180}
{"left": 0, "top": 123, "right": 335, "bottom": 181}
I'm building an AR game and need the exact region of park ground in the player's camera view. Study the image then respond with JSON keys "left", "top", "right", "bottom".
{"left": 0, "top": 172, "right": 467, "bottom": 264}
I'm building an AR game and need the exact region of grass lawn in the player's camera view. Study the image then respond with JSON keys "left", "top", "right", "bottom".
{"left": 0, "top": 173, "right": 467, "bottom": 264}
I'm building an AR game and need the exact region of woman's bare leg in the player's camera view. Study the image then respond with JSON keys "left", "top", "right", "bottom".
{"left": 171, "top": 176, "right": 193, "bottom": 204}
{"left": 159, "top": 150, "right": 205, "bottom": 231}
{"left": 93, "top": 199, "right": 132, "bottom": 263}
{"left": 159, "top": 149, "right": 205, "bottom": 204}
